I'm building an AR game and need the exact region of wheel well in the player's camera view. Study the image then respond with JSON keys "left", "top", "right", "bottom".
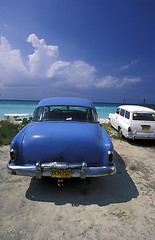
{"left": 118, "top": 126, "right": 121, "bottom": 131}
{"left": 118, "top": 126, "right": 124, "bottom": 138}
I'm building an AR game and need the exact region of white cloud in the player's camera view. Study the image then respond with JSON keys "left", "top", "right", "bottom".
{"left": 121, "top": 77, "right": 141, "bottom": 86}
{"left": 120, "top": 65, "right": 129, "bottom": 70}
{"left": 46, "top": 60, "right": 71, "bottom": 78}
{"left": 46, "top": 60, "right": 96, "bottom": 88}
{"left": 96, "top": 76, "right": 141, "bottom": 88}
{"left": 4, "top": 24, "right": 9, "bottom": 28}
{"left": 131, "top": 59, "right": 138, "bottom": 65}
{"left": 120, "top": 59, "right": 138, "bottom": 71}
{"left": 96, "top": 76, "right": 120, "bottom": 88}
{"left": 26, "top": 34, "right": 59, "bottom": 77}
{"left": 0, "top": 34, "right": 141, "bottom": 92}
{"left": 0, "top": 36, "right": 27, "bottom": 87}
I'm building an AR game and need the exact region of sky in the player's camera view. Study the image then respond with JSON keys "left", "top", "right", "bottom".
{"left": 0, "top": 0, "right": 155, "bottom": 103}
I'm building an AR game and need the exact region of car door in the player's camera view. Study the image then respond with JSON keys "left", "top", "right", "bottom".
{"left": 112, "top": 107, "right": 121, "bottom": 130}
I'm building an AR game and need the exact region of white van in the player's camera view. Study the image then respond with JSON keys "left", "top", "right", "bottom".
{"left": 109, "top": 105, "right": 155, "bottom": 140}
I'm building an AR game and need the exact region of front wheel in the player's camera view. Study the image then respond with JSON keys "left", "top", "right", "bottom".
{"left": 109, "top": 119, "right": 112, "bottom": 127}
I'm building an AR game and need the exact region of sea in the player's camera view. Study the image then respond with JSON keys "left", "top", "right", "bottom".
{"left": 0, "top": 100, "right": 154, "bottom": 121}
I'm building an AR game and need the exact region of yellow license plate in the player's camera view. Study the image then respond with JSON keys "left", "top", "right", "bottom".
{"left": 142, "top": 126, "right": 150, "bottom": 131}
{"left": 51, "top": 169, "right": 71, "bottom": 178}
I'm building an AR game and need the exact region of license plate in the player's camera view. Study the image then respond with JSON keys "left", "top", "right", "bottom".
{"left": 142, "top": 126, "right": 150, "bottom": 131}
{"left": 51, "top": 169, "right": 71, "bottom": 178}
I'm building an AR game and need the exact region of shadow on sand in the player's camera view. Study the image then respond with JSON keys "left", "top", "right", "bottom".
{"left": 26, "top": 151, "right": 139, "bottom": 206}
{"left": 127, "top": 139, "right": 155, "bottom": 148}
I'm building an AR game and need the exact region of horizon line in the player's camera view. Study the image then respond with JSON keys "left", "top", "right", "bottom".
{"left": 0, "top": 99, "right": 154, "bottom": 106}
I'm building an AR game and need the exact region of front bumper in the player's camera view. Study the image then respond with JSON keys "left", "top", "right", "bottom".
{"left": 7, "top": 161, "right": 116, "bottom": 179}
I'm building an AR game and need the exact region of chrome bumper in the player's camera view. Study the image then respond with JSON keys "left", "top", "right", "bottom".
{"left": 7, "top": 160, "right": 116, "bottom": 179}
{"left": 127, "top": 133, "right": 155, "bottom": 140}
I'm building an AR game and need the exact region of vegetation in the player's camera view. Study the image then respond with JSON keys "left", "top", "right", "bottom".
{"left": 101, "top": 122, "right": 123, "bottom": 140}
{"left": 0, "top": 120, "right": 20, "bottom": 145}
{"left": 0, "top": 117, "right": 32, "bottom": 145}
{"left": 19, "top": 117, "right": 32, "bottom": 130}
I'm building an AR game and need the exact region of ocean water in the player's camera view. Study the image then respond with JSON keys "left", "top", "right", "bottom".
{"left": 1, "top": 100, "right": 154, "bottom": 120}
{"left": 94, "top": 103, "right": 119, "bottom": 119}
{"left": 0, "top": 101, "right": 38, "bottom": 119}
{"left": 0, "top": 100, "right": 120, "bottom": 120}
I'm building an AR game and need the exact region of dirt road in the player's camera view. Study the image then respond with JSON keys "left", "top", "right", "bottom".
{"left": 0, "top": 139, "right": 155, "bottom": 240}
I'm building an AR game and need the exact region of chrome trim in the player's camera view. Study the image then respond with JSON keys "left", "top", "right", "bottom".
{"left": 36, "top": 161, "right": 41, "bottom": 179}
{"left": 80, "top": 162, "right": 87, "bottom": 179}
{"left": 7, "top": 160, "right": 116, "bottom": 179}
{"left": 41, "top": 162, "right": 82, "bottom": 169}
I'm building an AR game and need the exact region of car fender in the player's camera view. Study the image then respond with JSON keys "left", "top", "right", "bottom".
{"left": 117, "top": 119, "right": 130, "bottom": 137}
{"left": 100, "top": 125, "right": 113, "bottom": 166}
{"left": 10, "top": 125, "right": 28, "bottom": 164}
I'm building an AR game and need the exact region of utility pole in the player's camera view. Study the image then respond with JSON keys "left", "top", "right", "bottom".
{"left": 137, "top": 95, "right": 139, "bottom": 105}
{"left": 143, "top": 98, "right": 146, "bottom": 106}
{"left": 123, "top": 97, "right": 125, "bottom": 104}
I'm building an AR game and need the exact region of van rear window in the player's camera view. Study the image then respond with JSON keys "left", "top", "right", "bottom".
{"left": 133, "top": 113, "right": 155, "bottom": 121}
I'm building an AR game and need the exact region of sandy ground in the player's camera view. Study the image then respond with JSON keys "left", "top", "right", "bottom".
{"left": 0, "top": 139, "right": 155, "bottom": 240}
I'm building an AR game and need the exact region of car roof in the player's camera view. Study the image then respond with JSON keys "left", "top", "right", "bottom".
{"left": 36, "top": 97, "right": 96, "bottom": 109}
{"left": 118, "top": 105, "right": 155, "bottom": 113}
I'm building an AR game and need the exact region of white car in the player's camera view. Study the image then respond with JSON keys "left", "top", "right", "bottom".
{"left": 109, "top": 105, "right": 155, "bottom": 140}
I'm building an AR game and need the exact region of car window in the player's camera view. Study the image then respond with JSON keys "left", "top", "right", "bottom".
{"left": 120, "top": 109, "right": 125, "bottom": 117}
{"left": 33, "top": 107, "right": 43, "bottom": 121}
{"left": 133, "top": 113, "right": 155, "bottom": 121}
{"left": 116, "top": 108, "right": 120, "bottom": 114}
{"left": 33, "top": 105, "right": 98, "bottom": 123}
{"left": 125, "top": 111, "right": 130, "bottom": 119}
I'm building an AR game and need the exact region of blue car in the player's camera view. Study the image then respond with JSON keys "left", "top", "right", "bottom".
{"left": 7, "top": 98, "right": 116, "bottom": 180}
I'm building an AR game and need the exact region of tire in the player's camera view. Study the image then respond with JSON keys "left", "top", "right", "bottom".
{"left": 118, "top": 127, "right": 123, "bottom": 138}
{"left": 109, "top": 120, "right": 112, "bottom": 127}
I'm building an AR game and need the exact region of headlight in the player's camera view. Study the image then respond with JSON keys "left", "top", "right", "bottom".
{"left": 10, "top": 149, "right": 16, "bottom": 160}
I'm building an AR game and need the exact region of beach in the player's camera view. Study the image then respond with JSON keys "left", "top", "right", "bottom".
{"left": 0, "top": 138, "right": 155, "bottom": 239}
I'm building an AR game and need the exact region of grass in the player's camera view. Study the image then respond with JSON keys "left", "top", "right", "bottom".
{"left": 0, "top": 117, "right": 32, "bottom": 145}
{"left": 101, "top": 122, "right": 122, "bottom": 140}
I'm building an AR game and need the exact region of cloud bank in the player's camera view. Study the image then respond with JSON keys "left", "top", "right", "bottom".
{"left": 0, "top": 34, "right": 141, "bottom": 92}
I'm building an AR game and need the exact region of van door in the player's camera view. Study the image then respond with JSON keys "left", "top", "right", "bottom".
{"left": 112, "top": 108, "right": 121, "bottom": 129}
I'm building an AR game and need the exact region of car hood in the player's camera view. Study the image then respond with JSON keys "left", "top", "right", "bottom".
{"left": 22, "top": 121, "right": 103, "bottom": 165}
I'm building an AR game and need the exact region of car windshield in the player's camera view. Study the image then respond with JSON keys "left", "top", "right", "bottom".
{"left": 133, "top": 113, "right": 155, "bottom": 121}
{"left": 33, "top": 105, "right": 98, "bottom": 123}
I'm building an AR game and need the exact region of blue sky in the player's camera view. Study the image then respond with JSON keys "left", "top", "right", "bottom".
{"left": 0, "top": 0, "right": 155, "bottom": 103}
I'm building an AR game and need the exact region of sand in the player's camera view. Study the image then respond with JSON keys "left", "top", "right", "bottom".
{"left": 0, "top": 139, "right": 155, "bottom": 240}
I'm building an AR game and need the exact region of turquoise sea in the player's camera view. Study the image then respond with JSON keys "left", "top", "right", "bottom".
{"left": 0, "top": 100, "right": 154, "bottom": 120}
{"left": 0, "top": 100, "right": 120, "bottom": 120}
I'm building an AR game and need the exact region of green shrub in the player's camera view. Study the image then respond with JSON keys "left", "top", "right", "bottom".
{"left": 19, "top": 117, "right": 32, "bottom": 130}
{"left": 0, "top": 117, "right": 32, "bottom": 145}
{"left": 0, "top": 121, "right": 20, "bottom": 145}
